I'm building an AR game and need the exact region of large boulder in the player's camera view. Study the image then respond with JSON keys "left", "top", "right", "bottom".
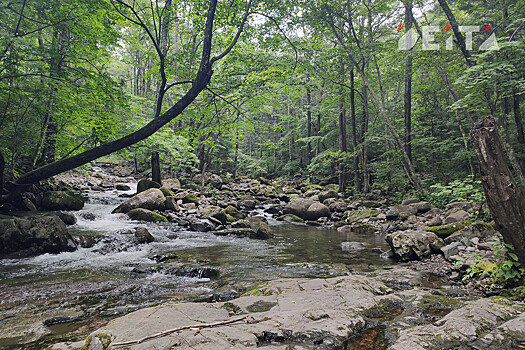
{"left": 136, "top": 179, "right": 161, "bottom": 194}
{"left": 306, "top": 203, "right": 331, "bottom": 221}
{"left": 0, "top": 216, "right": 77, "bottom": 257}
{"left": 318, "top": 190, "right": 338, "bottom": 203}
{"left": 409, "top": 201, "right": 431, "bottom": 214}
{"left": 385, "top": 230, "right": 444, "bottom": 261}
{"left": 127, "top": 208, "right": 167, "bottom": 222}
{"left": 41, "top": 190, "right": 84, "bottom": 211}
{"left": 444, "top": 221, "right": 496, "bottom": 244}
{"left": 182, "top": 193, "right": 199, "bottom": 205}
{"left": 444, "top": 209, "right": 470, "bottom": 224}
{"left": 284, "top": 198, "right": 315, "bottom": 220}
{"left": 162, "top": 178, "right": 181, "bottom": 190}
{"left": 426, "top": 220, "right": 470, "bottom": 239}
{"left": 113, "top": 188, "right": 166, "bottom": 214}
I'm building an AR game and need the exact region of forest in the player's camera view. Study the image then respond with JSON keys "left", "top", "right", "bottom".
{"left": 1, "top": 0, "right": 525, "bottom": 348}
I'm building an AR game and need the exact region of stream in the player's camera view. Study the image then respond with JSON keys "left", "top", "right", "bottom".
{"left": 0, "top": 182, "right": 393, "bottom": 349}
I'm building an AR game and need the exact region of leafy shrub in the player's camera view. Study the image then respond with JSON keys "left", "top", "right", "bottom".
{"left": 427, "top": 176, "right": 485, "bottom": 208}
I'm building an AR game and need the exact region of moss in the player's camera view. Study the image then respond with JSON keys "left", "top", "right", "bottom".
{"left": 398, "top": 224, "right": 410, "bottom": 231}
{"left": 347, "top": 209, "right": 380, "bottom": 224}
{"left": 334, "top": 221, "right": 347, "bottom": 228}
{"left": 128, "top": 208, "right": 168, "bottom": 222}
{"left": 499, "top": 287, "right": 525, "bottom": 301}
{"left": 246, "top": 301, "right": 278, "bottom": 313}
{"left": 182, "top": 193, "right": 199, "bottom": 205}
{"left": 224, "top": 205, "right": 244, "bottom": 219}
{"left": 241, "top": 288, "right": 273, "bottom": 297}
{"left": 306, "top": 221, "right": 322, "bottom": 226}
{"left": 361, "top": 200, "right": 382, "bottom": 208}
{"left": 426, "top": 220, "right": 471, "bottom": 238}
{"left": 278, "top": 214, "right": 304, "bottom": 223}
{"left": 159, "top": 187, "right": 174, "bottom": 197}
{"left": 302, "top": 184, "right": 324, "bottom": 193}
{"left": 288, "top": 194, "right": 300, "bottom": 199}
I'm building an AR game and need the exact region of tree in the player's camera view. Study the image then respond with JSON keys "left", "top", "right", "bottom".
{"left": 3, "top": 0, "right": 253, "bottom": 198}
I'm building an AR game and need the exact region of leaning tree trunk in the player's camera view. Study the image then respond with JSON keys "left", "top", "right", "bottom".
{"left": 471, "top": 115, "right": 525, "bottom": 267}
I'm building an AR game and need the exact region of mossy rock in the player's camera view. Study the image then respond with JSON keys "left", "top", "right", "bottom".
{"left": 127, "top": 208, "right": 168, "bottom": 222}
{"left": 137, "top": 178, "right": 161, "bottom": 194}
{"left": 264, "top": 189, "right": 277, "bottom": 198}
{"left": 347, "top": 209, "right": 380, "bottom": 224}
{"left": 288, "top": 194, "right": 300, "bottom": 199}
{"left": 302, "top": 184, "right": 324, "bottom": 193}
{"left": 306, "top": 221, "right": 322, "bottom": 227}
{"left": 42, "top": 190, "right": 84, "bottom": 211}
{"left": 324, "top": 184, "right": 339, "bottom": 191}
{"left": 224, "top": 205, "right": 245, "bottom": 220}
{"left": 334, "top": 221, "right": 347, "bottom": 228}
{"left": 278, "top": 214, "right": 304, "bottom": 223}
{"left": 159, "top": 187, "right": 174, "bottom": 197}
{"left": 427, "top": 220, "right": 470, "bottom": 239}
{"left": 182, "top": 193, "right": 199, "bottom": 205}
{"left": 361, "top": 200, "right": 382, "bottom": 208}
{"left": 239, "top": 194, "right": 255, "bottom": 201}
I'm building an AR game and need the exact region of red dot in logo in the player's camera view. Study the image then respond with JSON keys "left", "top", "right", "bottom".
{"left": 398, "top": 25, "right": 405, "bottom": 32}
{"left": 446, "top": 26, "right": 452, "bottom": 31}
{"left": 486, "top": 25, "right": 492, "bottom": 32}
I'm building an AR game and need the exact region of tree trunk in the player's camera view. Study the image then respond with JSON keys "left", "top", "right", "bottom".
{"left": 151, "top": 151, "right": 161, "bottom": 184}
{"left": 404, "top": 4, "right": 413, "bottom": 162}
{"left": 471, "top": 115, "right": 525, "bottom": 267}
{"left": 361, "top": 84, "right": 370, "bottom": 193}
{"left": 350, "top": 69, "right": 360, "bottom": 192}
{"left": 306, "top": 74, "right": 312, "bottom": 164}
{"left": 338, "top": 90, "right": 347, "bottom": 192}
{"left": 514, "top": 92, "right": 524, "bottom": 144}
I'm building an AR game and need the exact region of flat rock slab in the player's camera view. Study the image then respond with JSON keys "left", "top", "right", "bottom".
{"left": 84, "top": 276, "right": 395, "bottom": 349}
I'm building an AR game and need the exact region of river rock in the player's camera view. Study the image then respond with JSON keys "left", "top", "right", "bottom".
{"left": 224, "top": 205, "right": 245, "bottom": 220}
{"left": 426, "top": 221, "right": 470, "bottom": 239}
{"left": 137, "top": 179, "right": 161, "bottom": 194}
{"left": 444, "top": 209, "right": 470, "bottom": 224}
{"left": 115, "top": 184, "right": 131, "bottom": 191}
{"left": 162, "top": 178, "right": 181, "bottom": 189}
{"left": 386, "top": 205, "right": 417, "bottom": 220}
{"left": 113, "top": 188, "right": 166, "bottom": 214}
{"left": 390, "top": 298, "right": 523, "bottom": 350}
{"left": 135, "top": 227, "right": 155, "bottom": 243}
{"left": 440, "top": 242, "right": 462, "bottom": 260}
{"left": 182, "top": 193, "right": 199, "bottom": 205}
{"left": 42, "top": 190, "right": 84, "bottom": 211}
{"left": 318, "top": 190, "right": 338, "bottom": 203}
{"left": 164, "top": 197, "right": 179, "bottom": 211}
{"left": 193, "top": 173, "right": 223, "bottom": 189}
{"left": 283, "top": 198, "right": 315, "bottom": 220}
{"left": 237, "top": 199, "right": 256, "bottom": 210}
{"left": 47, "top": 211, "right": 77, "bottom": 225}
{"left": 385, "top": 230, "right": 444, "bottom": 261}
{"left": 306, "top": 202, "right": 330, "bottom": 221}
{"left": 409, "top": 201, "right": 431, "bottom": 214}
{"left": 347, "top": 209, "right": 380, "bottom": 224}
{"left": 278, "top": 214, "right": 304, "bottom": 223}
{"left": 127, "top": 208, "right": 167, "bottom": 222}
{"left": 444, "top": 221, "right": 496, "bottom": 245}
{"left": 401, "top": 198, "right": 420, "bottom": 205}
{"left": 341, "top": 242, "right": 366, "bottom": 250}
{"left": 0, "top": 216, "right": 76, "bottom": 257}
{"left": 190, "top": 219, "right": 215, "bottom": 232}
{"left": 81, "top": 275, "right": 397, "bottom": 350}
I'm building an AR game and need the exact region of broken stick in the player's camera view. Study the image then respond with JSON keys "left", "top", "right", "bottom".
{"left": 111, "top": 315, "right": 248, "bottom": 347}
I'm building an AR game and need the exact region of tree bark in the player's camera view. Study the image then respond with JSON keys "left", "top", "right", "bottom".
{"left": 306, "top": 74, "right": 312, "bottom": 164}
{"left": 471, "top": 115, "right": 525, "bottom": 267}
{"left": 514, "top": 92, "right": 524, "bottom": 144}
{"left": 350, "top": 69, "right": 360, "bottom": 192}
{"left": 361, "top": 84, "right": 370, "bottom": 193}
{"left": 151, "top": 151, "right": 161, "bottom": 184}
{"left": 404, "top": 3, "right": 413, "bottom": 162}
{"left": 338, "top": 89, "right": 347, "bottom": 192}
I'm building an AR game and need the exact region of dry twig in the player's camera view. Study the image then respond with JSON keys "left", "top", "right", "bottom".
{"left": 112, "top": 315, "right": 248, "bottom": 347}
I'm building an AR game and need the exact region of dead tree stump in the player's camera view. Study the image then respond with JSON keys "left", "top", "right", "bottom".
{"left": 471, "top": 115, "right": 525, "bottom": 266}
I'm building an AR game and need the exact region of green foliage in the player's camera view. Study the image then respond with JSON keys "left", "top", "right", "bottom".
{"left": 461, "top": 239, "right": 525, "bottom": 286}
{"left": 426, "top": 177, "right": 485, "bottom": 208}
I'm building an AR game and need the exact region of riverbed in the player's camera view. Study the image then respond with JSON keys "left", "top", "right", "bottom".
{"left": 0, "top": 183, "right": 393, "bottom": 349}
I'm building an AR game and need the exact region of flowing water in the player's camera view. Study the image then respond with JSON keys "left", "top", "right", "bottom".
{"left": 0, "top": 183, "right": 393, "bottom": 349}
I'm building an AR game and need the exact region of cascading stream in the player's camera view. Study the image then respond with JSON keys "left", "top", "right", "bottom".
{"left": 0, "top": 182, "right": 392, "bottom": 348}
